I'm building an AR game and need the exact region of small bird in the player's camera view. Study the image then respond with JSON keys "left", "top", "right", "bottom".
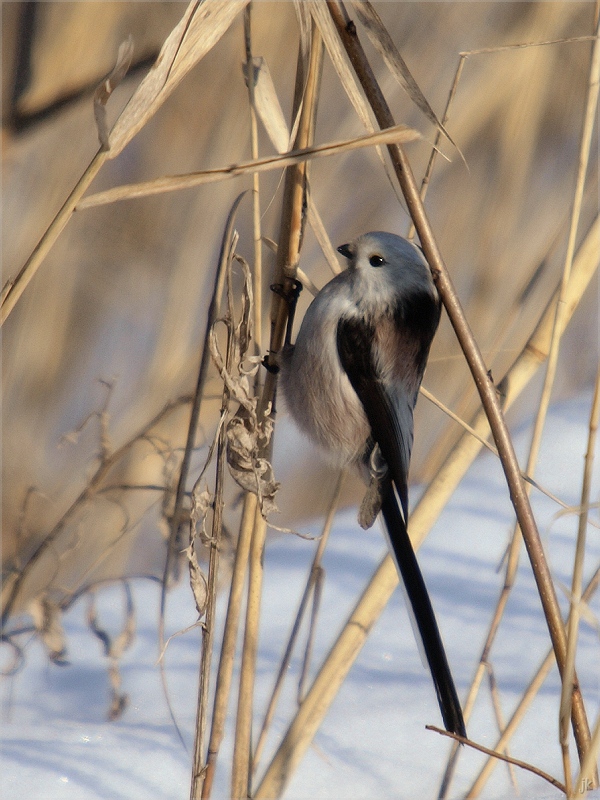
{"left": 280, "top": 231, "right": 465, "bottom": 737}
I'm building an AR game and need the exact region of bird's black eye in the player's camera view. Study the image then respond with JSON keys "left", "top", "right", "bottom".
{"left": 369, "top": 254, "right": 385, "bottom": 267}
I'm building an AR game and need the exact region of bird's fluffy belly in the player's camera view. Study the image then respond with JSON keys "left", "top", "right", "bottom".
{"left": 281, "top": 338, "right": 369, "bottom": 466}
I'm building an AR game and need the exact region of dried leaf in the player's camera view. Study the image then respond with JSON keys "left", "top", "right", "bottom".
{"left": 108, "top": 0, "right": 248, "bottom": 157}
{"left": 244, "top": 56, "right": 289, "bottom": 154}
{"left": 350, "top": 1, "right": 455, "bottom": 148}
{"left": 226, "top": 416, "right": 280, "bottom": 517}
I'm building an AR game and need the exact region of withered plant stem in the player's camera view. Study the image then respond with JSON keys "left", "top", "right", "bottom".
{"left": 161, "top": 193, "right": 246, "bottom": 646}
{"left": 327, "top": 0, "right": 592, "bottom": 762}
{"left": 231, "top": 19, "right": 323, "bottom": 800}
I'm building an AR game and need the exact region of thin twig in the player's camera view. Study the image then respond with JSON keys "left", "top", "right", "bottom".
{"left": 465, "top": 566, "right": 600, "bottom": 798}
{"left": 426, "top": 726, "right": 567, "bottom": 795}
{"left": 1, "top": 394, "right": 192, "bottom": 630}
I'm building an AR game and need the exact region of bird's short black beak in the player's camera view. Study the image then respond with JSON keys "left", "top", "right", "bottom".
{"left": 337, "top": 243, "right": 353, "bottom": 259}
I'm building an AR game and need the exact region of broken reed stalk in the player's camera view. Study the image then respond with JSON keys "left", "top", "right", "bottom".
{"left": 231, "top": 20, "right": 323, "bottom": 799}
{"left": 427, "top": 726, "right": 567, "bottom": 796}
{"left": 254, "top": 204, "right": 599, "bottom": 800}
{"left": 327, "top": 0, "right": 592, "bottom": 761}
{"left": 252, "top": 471, "right": 345, "bottom": 771}
{"left": 466, "top": 567, "right": 600, "bottom": 798}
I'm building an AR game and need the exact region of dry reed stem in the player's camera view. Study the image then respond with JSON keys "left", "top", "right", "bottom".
{"left": 76, "top": 124, "right": 420, "bottom": 210}
{"left": 445, "top": 19, "right": 600, "bottom": 794}
{"left": 201, "top": 492, "right": 257, "bottom": 800}
{"left": 161, "top": 193, "right": 245, "bottom": 645}
{"left": 486, "top": 663, "right": 519, "bottom": 792}
{"left": 244, "top": 6, "right": 263, "bottom": 354}
{"left": 252, "top": 471, "right": 345, "bottom": 771}
{"left": 560, "top": 367, "right": 600, "bottom": 793}
{"left": 189, "top": 200, "right": 246, "bottom": 800}
{"left": 465, "top": 567, "right": 600, "bottom": 798}
{"left": 0, "top": 148, "right": 107, "bottom": 326}
{"left": 231, "top": 508, "right": 267, "bottom": 800}
{"left": 231, "top": 20, "right": 323, "bottom": 799}
{"left": 556, "top": 18, "right": 600, "bottom": 787}
{"left": 327, "top": 0, "right": 592, "bottom": 761}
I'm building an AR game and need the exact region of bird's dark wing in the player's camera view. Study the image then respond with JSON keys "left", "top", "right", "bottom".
{"left": 337, "top": 315, "right": 466, "bottom": 737}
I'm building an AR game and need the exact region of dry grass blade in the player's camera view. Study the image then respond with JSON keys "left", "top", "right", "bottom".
{"left": 308, "top": 0, "right": 404, "bottom": 205}
{"left": 77, "top": 124, "right": 420, "bottom": 210}
{"left": 350, "top": 1, "right": 456, "bottom": 150}
{"left": 107, "top": 0, "right": 248, "bottom": 157}
{"left": 94, "top": 36, "right": 134, "bottom": 150}
{"left": 244, "top": 54, "right": 340, "bottom": 276}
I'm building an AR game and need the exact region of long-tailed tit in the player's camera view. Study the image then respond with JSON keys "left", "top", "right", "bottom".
{"left": 280, "top": 231, "right": 465, "bottom": 737}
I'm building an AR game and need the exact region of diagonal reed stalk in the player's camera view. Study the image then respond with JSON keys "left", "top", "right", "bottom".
{"left": 466, "top": 566, "right": 600, "bottom": 798}
{"left": 441, "top": 18, "right": 600, "bottom": 796}
{"left": 326, "top": 0, "right": 593, "bottom": 762}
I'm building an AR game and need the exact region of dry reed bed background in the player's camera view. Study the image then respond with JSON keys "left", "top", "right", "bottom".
{"left": 1, "top": 2, "right": 599, "bottom": 798}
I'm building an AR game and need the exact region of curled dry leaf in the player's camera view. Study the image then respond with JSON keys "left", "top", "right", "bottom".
{"left": 226, "top": 416, "right": 280, "bottom": 518}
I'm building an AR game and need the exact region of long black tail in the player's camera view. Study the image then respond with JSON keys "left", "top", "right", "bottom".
{"left": 381, "top": 487, "right": 466, "bottom": 738}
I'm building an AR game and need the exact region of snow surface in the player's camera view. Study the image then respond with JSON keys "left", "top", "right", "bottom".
{"left": 2, "top": 394, "right": 599, "bottom": 800}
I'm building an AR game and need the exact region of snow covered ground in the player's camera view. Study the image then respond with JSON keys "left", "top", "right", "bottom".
{"left": 2, "top": 393, "right": 599, "bottom": 800}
